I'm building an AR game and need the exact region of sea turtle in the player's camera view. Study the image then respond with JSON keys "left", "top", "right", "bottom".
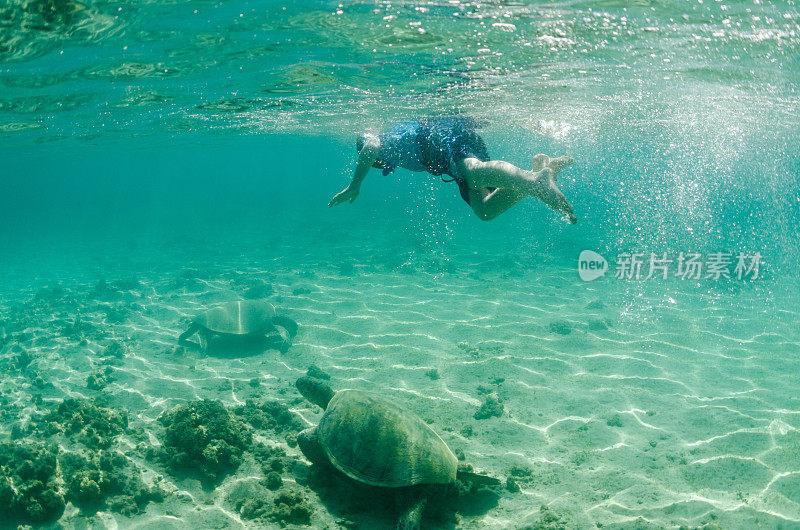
{"left": 178, "top": 300, "right": 297, "bottom": 353}
{"left": 295, "top": 376, "right": 498, "bottom": 529}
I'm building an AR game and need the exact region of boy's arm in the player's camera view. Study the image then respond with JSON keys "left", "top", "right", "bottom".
{"left": 329, "top": 134, "right": 380, "bottom": 207}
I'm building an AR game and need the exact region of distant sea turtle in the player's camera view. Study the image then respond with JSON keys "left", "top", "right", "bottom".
{"left": 295, "top": 376, "right": 498, "bottom": 529}
{"left": 178, "top": 300, "right": 297, "bottom": 353}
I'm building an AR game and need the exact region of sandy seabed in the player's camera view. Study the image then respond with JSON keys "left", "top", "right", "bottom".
{"left": 1, "top": 234, "right": 798, "bottom": 530}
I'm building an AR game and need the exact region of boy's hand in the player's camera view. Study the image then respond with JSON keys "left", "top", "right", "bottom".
{"left": 328, "top": 185, "right": 359, "bottom": 207}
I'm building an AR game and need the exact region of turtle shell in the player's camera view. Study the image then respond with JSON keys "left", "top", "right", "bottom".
{"left": 194, "top": 300, "right": 277, "bottom": 336}
{"left": 317, "top": 390, "right": 458, "bottom": 487}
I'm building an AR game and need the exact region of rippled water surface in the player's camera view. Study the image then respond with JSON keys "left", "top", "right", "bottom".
{"left": 1, "top": 1, "right": 799, "bottom": 529}
{"left": 2, "top": 0, "right": 798, "bottom": 136}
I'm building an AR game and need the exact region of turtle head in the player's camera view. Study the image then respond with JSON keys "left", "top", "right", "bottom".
{"left": 296, "top": 376, "right": 335, "bottom": 409}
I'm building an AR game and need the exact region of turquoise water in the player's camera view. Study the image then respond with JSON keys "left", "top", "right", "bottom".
{"left": 1, "top": 0, "right": 800, "bottom": 528}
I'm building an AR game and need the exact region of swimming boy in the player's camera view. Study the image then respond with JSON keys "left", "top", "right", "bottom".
{"left": 328, "top": 116, "right": 577, "bottom": 223}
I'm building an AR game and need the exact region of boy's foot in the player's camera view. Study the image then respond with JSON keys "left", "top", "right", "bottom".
{"left": 531, "top": 154, "right": 550, "bottom": 171}
{"left": 532, "top": 168, "right": 577, "bottom": 224}
{"left": 548, "top": 156, "right": 574, "bottom": 179}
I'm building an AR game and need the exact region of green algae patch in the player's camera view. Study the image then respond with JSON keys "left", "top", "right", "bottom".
{"left": 0, "top": 442, "right": 65, "bottom": 525}
{"left": 60, "top": 450, "right": 164, "bottom": 516}
{"left": 9, "top": 399, "right": 164, "bottom": 519}
{"left": 227, "top": 480, "right": 313, "bottom": 527}
{"left": 0, "top": 343, "right": 34, "bottom": 373}
{"left": 253, "top": 442, "right": 295, "bottom": 478}
{"left": 157, "top": 399, "right": 252, "bottom": 485}
{"left": 270, "top": 490, "right": 313, "bottom": 526}
{"left": 233, "top": 399, "right": 303, "bottom": 435}
{"left": 87, "top": 367, "right": 114, "bottom": 390}
{"left": 35, "top": 398, "right": 128, "bottom": 449}
{"left": 474, "top": 392, "right": 504, "bottom": 420}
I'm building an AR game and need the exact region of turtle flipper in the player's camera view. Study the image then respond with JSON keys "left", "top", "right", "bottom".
{"left": 271, "top": 315, "right": 298, "bottom": 353}
{"left": 272, "top": 315, "right": 298, "bottom": 338}
{"left": 178, "top": 322, "right": 202, "bottom": 350}
{"left": 297, "top": 428, "right": 328, "bottom": 466}
{"left": 456, "top": 470, "right": 502, "bottom": 489}
{"left": 396, "top": 494, "right": 426, "bottom": 530}
{"left": 273, "top": 327, "right": 292, "bottom": 354}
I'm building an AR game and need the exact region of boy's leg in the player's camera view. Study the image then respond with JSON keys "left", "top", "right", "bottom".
{"left": 458, "top": 158, "right": 538, "bottom": 193}
{"left": 457, "top": 157, "right": 577, "bottom": 223}
{"left": 468, "top": 188, "right": 526, "bottom": 221}
{"left": 466, "top": 155, "right": 572, "bottom": 220}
